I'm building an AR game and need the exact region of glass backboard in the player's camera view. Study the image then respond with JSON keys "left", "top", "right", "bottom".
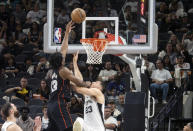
{"left": 44, "top": 0, "right": 158, "bottom": 54}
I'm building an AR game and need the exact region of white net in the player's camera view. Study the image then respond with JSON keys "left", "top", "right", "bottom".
{"left": 81, "top": 39, "right": 108, "bottom": 64}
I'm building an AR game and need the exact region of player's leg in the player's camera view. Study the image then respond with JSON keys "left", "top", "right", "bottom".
{"left": 64, "top": 127, "right": 73, "bottom": 131}
{"left": 48, "top": 100, "right": 73, "bottom": 131}
{"left": 46, "top": 102, "right": 60, "bottom": 131}
{"left": 73, "top": 117, "right": 84, "bottom": 131}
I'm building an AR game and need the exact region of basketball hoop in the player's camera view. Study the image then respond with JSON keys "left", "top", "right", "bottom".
{"left": 80, "top": 38, "right": 109, "bottom": 64}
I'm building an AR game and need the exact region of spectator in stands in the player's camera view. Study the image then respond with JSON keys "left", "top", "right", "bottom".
{"left": 13, "top": 22, "right": 27, "bottom": 44}
{"left": 12, "top": 3, "right": 26, "bottom": 24}
{"left": 107, "top": 3, "right": 118, "bottom": 17}
{"left": 83, "top": 64, "right": 99, "bottom": 81}
{"left": 35, "top": 79, "right": 50, "bottom": 100}
{"left": 82, "top": 2, "right": 92, "bottom": 16}
{"left": 26, "top": 3, "right": 46, "bottom": 24}
{"left": 104, "top": 106, "right": 118, "bottom": 131}
{"left": 142, "top": 54, "right": 156, "bottom": 76}
{"left": 16, "top": 106, "right": 34, "bottom": 131}
{"left": 21, "top": 0, "right": 32, "bottom": 11}
{"left": 157, "top": 2, "right": 168, "bottom": 23}
{"left": 114, "top": 63, "right": 122, "bottom": 73}
{"left": 36, "top": 55, "right": 49, "bottom": 73}
{"left": 28, "top": 21, "right": 42, "bottom": 49}
{"left": 37, "top": 0, "right": 47, "bottom": 10}
{"left": 69, "top": 96, "right": 83, "bottom": 115}
{"left": 158, "top": 43, "right": 177, "bottom": 65}
{"left": 121, "top": 64, "right": 132, "bottom": 92}
{"left": 69, "top": 30, "right": 77, "bottom": 44}
{"left": 7, "top": 38, "right": 23, "bottom": 56}
{"left": 33, "top": 116, "right": 42, "bottom": 131}
{"left": 182, "top": 31, "right": 193, "bottom": 56}
{"left": 7, "top": 15, "right": 16, "bottom": 35}
{"left": 163, "top": 55, "right": 175, "bottom": 73}
{"left": 124, "top": 5, "right": 132, "bottom": 25}
{"left": 125, "top": 0, "right": 138, "bottom": 15}
{"left": 98, "top": 61, "right": 117, "bottom": 84}
{"left": 169, "top": 0, "right": 183, "bottom": 13}
{"left": 22, "top": 57, "right": 35, "bottom": 76}
{"left": 176, "top": 13, "right": 189, "bottom": 33}
{"left": 175, "top": 55, "right": 190, "bottom": 69}
{"left": 41, "top": 104, "right": 49, "bottom": 130}
{"left": 1, "top": 103, "right": 22, "bottom": 131}
{"left": 107, "top": 88, "right": 119, "bottom": 103}
{"left": 168, "top": 34, "right": 180, "bottom": 46}
{"left": 56, "top": 9, "right": 70, "bottom": 26}
{"left": 116, "top": 93, "right": 125, "bottom": 113}
{"left": 160, "top": 13, "right": 179, "bottom": 33}
{"left": 0, "top": 67, "right": 8, "bottom": 79}
{"left": 150, "top": 59, "right": 173, "bottom": 104}
{"left": 4, "top": 56, "right": 19, "bottom": 78}
{"left": 183, "top": 122, "right": 193, "bottom": 131}
{"left": 174, "top": 55, "right": 190, "bottom": 88}
{"left": 107, "top": 101, "right": 121, "bottom": 118}
{"left": 176, "top": 43, "right": 191, "bottom": 63}
{"left": 117, "top": 114, "right": 124, "bottom": 131}
{"left": 0, "top": 3, "right": 9, "bottom": 22}
{"left": 116, "top": 94, "right": 125, "bottom": 131}
{"left": 0, "top": 20, "right": 8, "bottom": 40}
{"left": 5, "top": 77, "right": 32, "bottom": 102}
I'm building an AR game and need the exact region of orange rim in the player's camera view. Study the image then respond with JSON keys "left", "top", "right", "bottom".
{"left": 80, "top": 38, "right": 109, "bottom": 52}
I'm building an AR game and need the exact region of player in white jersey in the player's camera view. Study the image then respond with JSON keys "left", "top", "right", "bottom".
{"left": 72, "top": 52, "right": 105, "bottom": 131}
{"left": 1, "top": 103, "right": 42, "bottom": 131}
{"left": 1, "top": 103, "right": 22, "bottom": 131}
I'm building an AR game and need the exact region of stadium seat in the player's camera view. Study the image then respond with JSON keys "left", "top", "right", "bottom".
{"left": 28, "top": 99, "right": 44, "bottom": 106}
{"left": 158, "top": 33, "right": 170, "bottom": 41}
{"left": 6, "top": 77, "right": 20, "bottom": 86}
{"left": 11, "top": 98, "right": 26, "bottom": 108}
{"left": 1, "top": 85, "right": 15, "bottom": 92}
{"left": 32, "top": 72, "right": 46, "bottom": 80}
{"left": 0, "top": 116, "right": 4, "bottom": 124}
{"left": 29, "top": 105, "right": 43, "bottom": 119}
{"left": 0, "top": 78, "right": 7, "bottom": 89}
{"left": 0, "top": 98, "right": 6, "bottom": 106}
{"left": 15, "top": 54, "right": 26, "bottom": 65}
{"left": 28, "top": 78, "right": 41, "bottom": 86}
{"left": 22, "top": 44, "right": 36, "bottom": 54}
{"left": 16, "top": 72, "right": 30, "bottom": 79}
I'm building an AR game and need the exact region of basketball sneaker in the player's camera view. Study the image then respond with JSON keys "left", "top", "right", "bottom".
{"left": 73, "top": 117, "right": 84, "bottom": 131}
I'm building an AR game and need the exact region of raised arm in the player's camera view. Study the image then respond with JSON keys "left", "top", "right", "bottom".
{"left": 61, "top": 21, "right": 74, "bottom": 61}
{"left": 5, "top": 87, "right": 22, "bottom": 94}
{"left": 73, "top": 51, "right": 83, "bottom": 81}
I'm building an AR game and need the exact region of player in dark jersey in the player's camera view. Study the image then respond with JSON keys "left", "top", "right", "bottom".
{"left": 46, "top": 21, "right": 90, "bottom": 131}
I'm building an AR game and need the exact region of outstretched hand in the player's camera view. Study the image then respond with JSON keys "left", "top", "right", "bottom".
{"left": 65, "top": 21, "right": 75, "bottom": 33}
{"left": 73, "top": 51, "right": 79, "bottom": 64}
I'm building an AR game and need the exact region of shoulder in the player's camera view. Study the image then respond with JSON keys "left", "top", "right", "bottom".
{"left": 107, "top": 116, "right": 117, "bottom": 122}
{"left": 26, "top": 86, "right": 31, "bottom": 90}
{"left": 111, "top": 70, "right": 117, "bottom": 73}
{"left": 152, "top": 69, "right": 158, "bottom": 73}
{"left": 90, "top": 88, "right": 103, "bottom": 96}
{"left": 59, "top": 67, "right": 70, "bottom": 72}
{"left": 7, "top": 124, "right": 22, "bottom": 131}
{"left": 163, "top": 69, "right": 170, "bottom": 73}
{"left": 99, "top": 69, "right": 105, "bottom": 73}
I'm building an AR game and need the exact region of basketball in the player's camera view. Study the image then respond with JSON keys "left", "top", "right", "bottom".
{"left": 71, "top": 8, "right": 86, "bottom": 24}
